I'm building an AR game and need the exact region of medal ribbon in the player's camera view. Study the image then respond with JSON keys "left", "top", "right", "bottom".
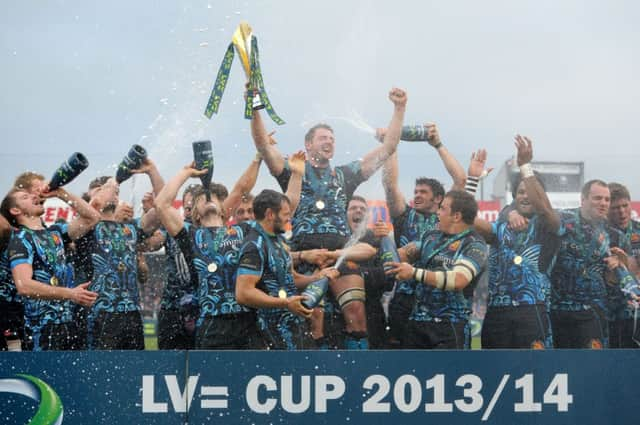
{"left": 204, "top": 227, "right": 228, "bottom": 266}
{"left": 304, "top": 162, "right": 332, "bottom": 206}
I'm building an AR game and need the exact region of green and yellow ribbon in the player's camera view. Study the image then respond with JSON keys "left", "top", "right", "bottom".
{"left": 204, "top": 32, "right": 284, "bottom": 125}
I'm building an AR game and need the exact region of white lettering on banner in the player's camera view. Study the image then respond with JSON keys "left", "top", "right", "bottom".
{"left": 246, "top": 375, "right": 277, "bottom": 414}
{"left": 477, "top": 210, "right": 499, "bottom": 222}
{"left": 361, "top": 373, "right": 572, "bottom": 418}
{"left": 315, "top": 376, "right": 345, "bottom": 413}
{"left": 165, "top": 375, "right": 198, "bottom": 413}
{"left": 141, "top": 375, "right": 229, "bottom": 413}
{"left": 142, "top": 375, "right": 168, "bottom": 413}
{"left": 200, "top": 386, "right": 230, "bottom": 409}
{"left": 246, "top": 375, "right": 346, "bottom": 414}
{"left": 141, "top": 372, "right": 572, "bottom": 417}
{"left": 281, "top": 375, "right": 311, "bottom": 413}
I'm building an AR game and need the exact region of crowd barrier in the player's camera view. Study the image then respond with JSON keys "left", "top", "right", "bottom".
{"left": 1, "top": 350, "right": 638, "bottom": 424}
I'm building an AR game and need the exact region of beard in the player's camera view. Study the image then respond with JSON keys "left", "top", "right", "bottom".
{"left": 273, "top": 216, "right": 287, "bottom": 234}
{"left": 101, "top": 202, "right": 117, "bottom": 214}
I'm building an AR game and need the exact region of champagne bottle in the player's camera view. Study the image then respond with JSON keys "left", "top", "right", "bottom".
{"left": 380, "top": 233, "right": 400, "bottom": 285}
{"left": 301, "top": 276, "right": 329, "bottom": 309}
{"left": 400, "top": 124, "right": 429, "bottom": 142}
{"left": 616, "top": 266, "right": 640, "bottom": 297}
{"left": 115, "top": 144, "right": 147, "bottom": 183}
{"left": 192, "top": 140, "right": 214, "bottom": 200}
{"left": 48, "top": 152, "right": 89, "bottom": 190}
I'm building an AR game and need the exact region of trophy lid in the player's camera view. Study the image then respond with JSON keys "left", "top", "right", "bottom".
{"left": 232, "top": 21, "right": 253, "bottom": 74}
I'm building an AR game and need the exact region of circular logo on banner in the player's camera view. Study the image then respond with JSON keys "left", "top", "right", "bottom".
{"left": 0, "top": 374, "right": 64, "bottom": 424}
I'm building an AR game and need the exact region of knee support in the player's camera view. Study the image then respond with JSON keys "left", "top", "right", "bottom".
{"left": 336, "top": 287, "right": 366, "bottom": 309}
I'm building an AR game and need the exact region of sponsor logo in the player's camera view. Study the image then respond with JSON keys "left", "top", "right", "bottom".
{"left": 0, "top": 374, "right": 64, "bottom": 424}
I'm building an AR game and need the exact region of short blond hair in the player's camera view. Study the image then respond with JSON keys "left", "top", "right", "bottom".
{"left": 14, "top": 172, "right": 45, "bottom": 192}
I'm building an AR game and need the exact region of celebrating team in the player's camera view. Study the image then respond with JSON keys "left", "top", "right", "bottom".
{"left": 1, "top": 87, "right": 638, "bottom": 351}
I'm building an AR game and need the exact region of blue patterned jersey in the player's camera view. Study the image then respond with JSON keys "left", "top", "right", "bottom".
{"left": 175, "top": 222, "right": 252, "bottom": 326}
{"left": 1, "top": 245, "right": 20, "bottom": 304}
{"left": 276, "top": 160, "right": 365, "bottom": 243}
{"left": 551, "top": 208, "right": 627, "bottom": 314}
{"left": 160, "top": 228, "right": 196, "bottom": 311}
{"left": 392, "top": 206, "right": 439, "bottom": 295}
{"left": 238, "top": 224, "right": 301, "bottom": 333}
{"left": 605, "top": 221, "right": 637, "bottom": 320}
{"left": 410, "top": 229, "right": 488, "bottom": 323}
{"left": 7, "top": 224, "right": 75, "bottom": 331}
{"left": 627, "top": 220, "right": 640, "bottom": 262}
{"left": 78, "top": 220, "right": 146, "bottom": 314}
{"left": 488, "top": 214, "right": 562, "bottom": 307}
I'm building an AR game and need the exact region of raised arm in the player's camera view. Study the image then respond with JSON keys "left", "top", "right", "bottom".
{"left": 52, "top": 188, "right": 100, "bottom": 240}
{"left": 514, "top": 135, "right": 560, "bottom": 232}
{"left": 360, "top": 88, "right": 407, "bottom": 179}
{"left": 155, "top": 163, "right": 205, "bottom": 237}
{"left": 223, "top": 154, "right": 262, "bottom": 218}
{"left": 381, "top": 152, "right": 407, "bottom": 218}
{"left": 427, "top": 124, "right": 467, "bottom": 190}
{"left": 467, "top": 149, "right": 497, "bottom": 243}
{"left": 284, "top": 150, "right": 306, "bottom": 213}
{"left": 129, "top": 158, "right": 164, "bottom": 234}
{"left": 251, "top": 107, "right": 286, "bottom": 176}
{"left": 0, "top": 212, "right": 12, "bottom": 244}
{"left": 131, "top": 158, "right": 165, "bottom": 196}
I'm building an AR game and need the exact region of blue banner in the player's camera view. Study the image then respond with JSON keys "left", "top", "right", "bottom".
{"left": 1, "top": 350, "right": 638, "bottom": 424}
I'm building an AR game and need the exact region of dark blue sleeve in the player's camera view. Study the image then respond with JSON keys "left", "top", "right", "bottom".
{"left": 337, "top": 161, "right": 366, "bottom": 199}
{"left": 238, "top": 240, "right": 264, "bottom": 277}
{"left": 275, "top": 162, "right": 292, "bottom": 192}
{"left": 8, "top": 232, "right": 33, "bottom": 269}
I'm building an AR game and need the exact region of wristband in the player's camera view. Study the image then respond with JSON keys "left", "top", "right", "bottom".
{"left": 520, "top": 163, "right": 534, "bottom": 179}
{"left": 412, "top": 267, "right": 426, "bottom": 283}
{"left": 445, "top": 271, "right": 457, "bottom": 291}
{"left": 465, "top": 176, "right": 480, "bottom": 194}
{"left": 432, "top": 142, "right": 443, "bottom": 149}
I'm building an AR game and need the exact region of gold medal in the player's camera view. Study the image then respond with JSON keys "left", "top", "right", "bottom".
{"left": 513, "top": 256, "right": 523, "bottom": 265}
{"left": 315, "top": 200, "right": 326, "bottom": 210}
{"left": 117, "top": 262, "right": 126, "bottom": 272}
{"left": 207, "top": 263, "right": 218, "bottom": 273}
{"left": 50, "top": 276, "right": 59, "bottom": 286}
{"left": 278, "top": 288, "right": 287, "bottom": 299}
